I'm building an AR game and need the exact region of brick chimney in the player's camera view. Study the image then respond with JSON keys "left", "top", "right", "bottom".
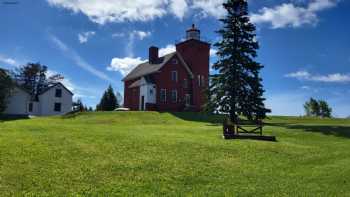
{"left": 149, "top": 46, "right": 159, "bottom": 64}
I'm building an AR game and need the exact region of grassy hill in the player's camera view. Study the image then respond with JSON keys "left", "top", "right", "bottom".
{"left": 0, "top": 112, "right": 350, "bottom": 196}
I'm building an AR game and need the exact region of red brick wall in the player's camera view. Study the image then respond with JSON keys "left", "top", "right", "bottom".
{"left": 176, "top": 39, "right": 210, "bottom": 111}
{"left": 153, "top": 55, "right": 192, "bottom": 111}
{"left": 123, "top": 39, "right": 210, "bottom": 112}
{"left": 124, "top": 78, "right": 140, "bottom": 110}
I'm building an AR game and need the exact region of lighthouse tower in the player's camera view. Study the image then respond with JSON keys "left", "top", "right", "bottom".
{"left": 176, "top": 24, "right": 210, "bottom": 111}
{"left": 186, "top": 24, "right": 201, "bottom": 40}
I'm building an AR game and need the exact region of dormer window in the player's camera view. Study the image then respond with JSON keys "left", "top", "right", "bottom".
{"left": 171, "top": 71, "right": 178, "bottom": 82}
{"left": 171, "top": 59, "right": 178, "bottom": 64}
{"left": 55, "top": 89, "right": 62, "bottom": 97}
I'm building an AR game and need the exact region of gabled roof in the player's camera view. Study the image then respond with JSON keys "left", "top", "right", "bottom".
{"left": 122, "top": 52, "right": 194, "bottom": 81}
{"left": 39, "top": 82, "right": 74, "bottom": 96}
{"left": 128, "top": 75, "right": 156, "bottom": 88}
{"left": 14, "top": 84, "right": 31, "bottom": 95}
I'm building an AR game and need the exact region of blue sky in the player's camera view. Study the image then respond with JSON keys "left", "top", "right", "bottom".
{"left": 0, "top": 0, "right": 349, "bottom": 117}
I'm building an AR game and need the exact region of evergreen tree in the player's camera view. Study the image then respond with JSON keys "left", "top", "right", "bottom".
{"left": 0, "top": 68, "right": 14, "bottom": 113}
{"left": 304, "top": 98, "right": 332, "bottom": 118}
{"left": 210, "top": 0, "right": 270, "bottom": 122}
{"left": 97, "top": 85, "right": 119, "bottom": 111}
{"left": 319, "top": 100, "right": 332, "bottom": 118}
{"left": 304, "top": 98, "right": 320, "bottom": 117}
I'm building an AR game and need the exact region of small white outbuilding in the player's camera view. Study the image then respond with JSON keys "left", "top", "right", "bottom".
{"left": 4, "top": 82, "right": 73, "bottom": 116}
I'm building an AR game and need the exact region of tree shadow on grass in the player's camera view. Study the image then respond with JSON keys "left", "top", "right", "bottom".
{"left": 267, "top": 122, "right": 350, "bottom": 139}
{"left": 167, "top": 112, "right": 268, "bottom": 127}
{"left": 0, "top": 115, "right": 29, "bottom": 122}
{"left": 167, "top": 112, "right": 224, "bottom": 125}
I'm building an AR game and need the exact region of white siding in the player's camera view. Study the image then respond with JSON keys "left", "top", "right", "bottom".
{"left": 139, "top": 77, "right": 156, "bottom": 110}
{"left": 38, "top": 84, "right": 73, "bottom": 116}
{"left": 4, "top": 87, "right": 31, "bottom": 115}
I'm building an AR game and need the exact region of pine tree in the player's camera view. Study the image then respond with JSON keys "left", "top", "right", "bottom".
{"left": 304, "top": 98, "right": 320, "bottom": 117}
{"left": 210, "top": 0, "right": 270, "bottom": 123}
{"left": 97, "top": 85, "right": 119, "bottom": 111}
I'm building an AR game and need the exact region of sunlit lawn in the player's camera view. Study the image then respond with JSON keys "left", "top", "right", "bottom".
{"left": 0, "top": 112, "right": 349, "bottom": 196}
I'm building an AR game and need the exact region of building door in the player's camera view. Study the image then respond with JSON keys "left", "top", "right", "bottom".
{"left": 141, "top": 96, "right": 145, "bottom": 111}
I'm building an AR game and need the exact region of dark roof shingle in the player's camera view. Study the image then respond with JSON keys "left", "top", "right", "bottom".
{"left": 122, "top": 52, "right": 176, "bottom": 81}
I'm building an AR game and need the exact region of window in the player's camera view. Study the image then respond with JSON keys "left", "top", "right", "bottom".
{"left": 160, "top": 89, "right": 166, "bottom": 103}
{"left": 150, "top": 89, "right": 154, "bottom": 95}
{"left": 28, "top": 103, "right": 33, "bottom": 112}
{"left": 171, "top": 90, "right": 177, "bottom": 103}
{"left": 185, "top": 94, "right": 191, "bottom": 106}
{"left": 201, "top": 75, "right": 205, "bottom": 87}
{"left": 171, "top": 58, "right": 178, "bottom": 64}
{"left": 55, "top": 89, "right": 62, "bottom": 97}
{"left": 171, "top": 71, "right": 178, "bottom": 82}
{"left": 183, "top": 78, "right": 188, "bottom": 88}
{"left": 54, "top": 103, "right": 61, "bottom": 112}
{"left": 198, "top": 75, "right": 205, "bottom": 87}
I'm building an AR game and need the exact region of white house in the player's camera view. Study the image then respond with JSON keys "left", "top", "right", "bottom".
{"left": 4, "top": 83, "right": 73, "bottom": 116}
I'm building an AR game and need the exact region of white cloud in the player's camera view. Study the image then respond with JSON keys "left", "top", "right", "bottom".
{"left": 49, "top": 34, "right": 117, "bottom": 84}
{"left": 132, "top": 30, "right": 151, "bottom": 40}
{"left": 285, "top": 70, "right": 350, "bottom": 83}
{"left": 251, "top": 0, "right": 338, "bottom": 28}
{"left": 112, "top": 32, "right": 125, "bottom": 38}
{"left": 159, "top": 44, "right": 176, "bottom": 56}
{"left": 0, "top": 54, "right": 17, "bottom": 66}
{"left": 301, "top": 85, "right": 311, "bottom": 90}
{"left": 210, "top": 48, "right": 217, "bottom": 57}
{"left": 125, "top": 30, "right": 152, "bottom": 57}
{"left": 285, "top": 70, "right": 311, "bottom": 79}
{"left": 108, "top": 57, "right": 146, "bottom": 76}
{"left": 169, "top": 0, "right": 189, "bottom": 19}
{"left": 192, "top": 0, "right": 226, "bottom": 19}
{"left": 78, "top": 31, "right": 95, "bottom": 43}
{"left": 158, "top": 44, "right": 217, "bottom": 57}
{"left": 47, "top": 70, "right": 75, "bottom": 91}
{"left": 47, "top": 0, "right": 168, "bottom": 25}
{"left": 46, "top": 0, "right": 225, "bottom": 24}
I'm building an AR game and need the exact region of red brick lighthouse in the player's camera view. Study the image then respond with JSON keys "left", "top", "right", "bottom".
{"left": 123, "top": 24, "right": 210, "bottom": 111}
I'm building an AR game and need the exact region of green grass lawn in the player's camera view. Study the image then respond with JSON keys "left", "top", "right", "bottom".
{"left": 1, "top": 112, "right": 350, "bottom": 196}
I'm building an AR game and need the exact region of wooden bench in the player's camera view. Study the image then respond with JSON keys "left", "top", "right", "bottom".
{"left": 223, "top": 118, "right": 276, "bottom": 141}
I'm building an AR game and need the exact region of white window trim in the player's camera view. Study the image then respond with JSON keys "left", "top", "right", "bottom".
{"left": 160, "top": 89, "right": 167, "bottom": 103}
{"left": 198, "top": 75, "right": 201, "bottom": 87}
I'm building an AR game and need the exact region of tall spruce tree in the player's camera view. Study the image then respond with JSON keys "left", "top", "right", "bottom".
{"left": 97, "top": 85, "right": 119, "bottom": 111}
{"left": 211, "top": 0, "right": 270, "bottom": 122}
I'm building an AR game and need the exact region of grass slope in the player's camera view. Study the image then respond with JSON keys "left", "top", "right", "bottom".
{"left": 0, "top": 112, "right": 350, "bottom": 196}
